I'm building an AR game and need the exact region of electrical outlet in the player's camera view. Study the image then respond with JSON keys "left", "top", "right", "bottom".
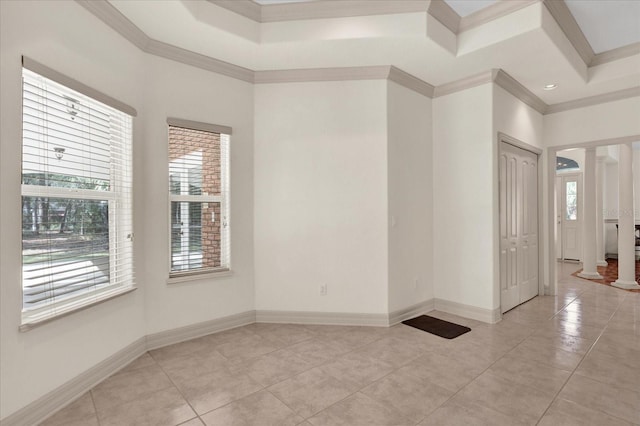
{"left": 320, "top": 283, "right": 327, "bottom": 296}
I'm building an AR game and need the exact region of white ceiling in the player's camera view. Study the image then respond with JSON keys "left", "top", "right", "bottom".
{"left": 445, "top": 0, "right": 640, "bottom": 52}
{"left": 254, "top": 0, "right": 640, "bottom": 53}
{"left": 109, "top": 0, "right": 640, "bottom": 105}
{"left": 445, "top": 0, "right": 498, "bottom": 17}
{"left": 565, "top": 0, "right": 640, "bottom": 53}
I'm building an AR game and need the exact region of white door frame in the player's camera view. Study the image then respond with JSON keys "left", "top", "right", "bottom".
{"left": 496, "top": 133, "right": 543, "bottom": 318}
{"left": 555, "top": 175, "right": 562, "bottom": 260}
{"left": 545, "top": 134, "right": 640, "bottom": 298}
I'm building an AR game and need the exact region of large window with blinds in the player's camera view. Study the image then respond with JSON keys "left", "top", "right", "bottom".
{"left": 21, "top": 65, "right": 134, "bottom": 328}
{"left": 168, "top": 119, "right": 230, "bottom": 278}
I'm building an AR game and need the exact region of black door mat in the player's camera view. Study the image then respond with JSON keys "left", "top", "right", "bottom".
{"left": 402, "top": 315, "right": 471, "bottom": 339}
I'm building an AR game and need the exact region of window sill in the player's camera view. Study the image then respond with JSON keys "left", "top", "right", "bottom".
{"left": 167, "top": 269, "right": 233, "bottom": 285}
{"left": 20, "top": 286, "right": 137, "bottom": 332}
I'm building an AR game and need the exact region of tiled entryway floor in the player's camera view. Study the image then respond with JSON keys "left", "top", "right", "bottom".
{"left": 42, "top": 264, "right": 640, "bottom": 426}
{"left": 572, "top": 258, "right": 640, "bottom": 292}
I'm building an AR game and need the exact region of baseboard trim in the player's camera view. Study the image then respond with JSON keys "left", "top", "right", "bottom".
{"left": 388, "top": 299, "right": 435, "bottom": 326}
{"left": 2, "top": 303, "right": 458, "bottom": 424}
{"left": 434, "top": 298, "right": 501, "bottom": 324}
{"left": 146, "top": 310, "right": 256, "bottom": 350}
{"left": 0, "top": 337, "right": 147, "bottom": 426}
{"left": 255, "top": 309, "right": 389, "bottom": 326}
{"left": 1, "top": 311, "right": 255, "bottom": 426}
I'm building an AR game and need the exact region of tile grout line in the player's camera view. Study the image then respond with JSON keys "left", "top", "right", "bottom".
{"left": 533, "top": 291, "right": 629, "bottom": 425}
{"left": 147, "top": 348, "right": 223, "bottom": 424}
{"left": 260, "top": 326, "right": 422, "bottom": 423}
{"left": 420, "top": 326, "right": 540, "bottom": 424}
{"left": 164, "top": 326, "right": 334, "bottom": 423}
{"left": 264, "top": 328, "right": 395, "bottom": 423}
{"left": 88, "top": 390, "right": 101, "bottom": 426}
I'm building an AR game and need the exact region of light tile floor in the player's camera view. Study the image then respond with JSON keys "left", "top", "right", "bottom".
{"left": 41, "top": 263, "right": 640, "bottom": 425}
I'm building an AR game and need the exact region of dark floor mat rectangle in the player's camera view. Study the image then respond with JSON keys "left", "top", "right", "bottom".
{"left": 402, "top": 315, "right": 471, "bottom": 339}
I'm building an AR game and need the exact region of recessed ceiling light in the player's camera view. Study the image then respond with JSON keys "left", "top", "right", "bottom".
{"left": 544, "top": 84, "right": 558, "bottom": 90}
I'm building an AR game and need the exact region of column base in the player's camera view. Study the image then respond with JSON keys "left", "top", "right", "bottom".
{"left": 612, "top": 279, "right": 640, "bottom": 290}
{"left": 596, "top": 260, "right": 608, "bottom": 267}
{"left": 578, "top": 271, "right": 604, "bottom": 280}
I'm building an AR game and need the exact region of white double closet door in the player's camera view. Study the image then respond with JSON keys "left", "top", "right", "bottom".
{"left": 499, "top": 142, "right": 539, "bottom": 313}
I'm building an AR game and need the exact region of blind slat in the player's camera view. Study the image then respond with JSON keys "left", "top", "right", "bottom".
{"left": 168, "top": 125, "right": 230, "bottom": 276}
{"left": 21, "top": 66, "right": 135, "bottom": 322}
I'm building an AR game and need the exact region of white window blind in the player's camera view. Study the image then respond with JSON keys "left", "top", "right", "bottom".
{"left": 21, "top": 67, "right": 134, "bottom": 328}
{"left": 168, "top": 122, "right": 230, "bottom": 277}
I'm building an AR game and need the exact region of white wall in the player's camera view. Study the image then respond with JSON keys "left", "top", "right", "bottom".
{"left": 433, "top": 84, "right": 494, "bottom": 311}
{"left": 543, "top": 97, "right": 640, "bottom": 148}
{"left": 493, "top": 85, "right": 545, "bottom": 302}
{"left": 253, "top": 80, "right": 389, "bottom": 314}
{"left": 493, "top": 86, "right": 544, "bottom": 151}
{"left": 141, "top": 55, "right": 255, "bottom": 334}
{"left": 432, "top": 84, "right": 543, "bottom": 317}
{"left": 0, "top": 1, "right": 256, "bottom": 419}
{"left": 387, "top": 81, "right": 433, "bottom": 313}
{"left": 0, "top": 1, "right": 146, "bottom": 418}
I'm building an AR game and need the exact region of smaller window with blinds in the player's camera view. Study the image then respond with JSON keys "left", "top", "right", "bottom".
{"left": 21, "top": 64, "right": 135, "bottom": 329}
{"left": 168, "top": 119, "right": 231, "bottom": 278}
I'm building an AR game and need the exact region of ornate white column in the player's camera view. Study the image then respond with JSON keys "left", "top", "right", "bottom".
{"left": 596, "top": 157, "right": 607, "bottom": 266}
{"left": 578, "top": 147, "right": 603, "bottom": 279}
{"left": 613, "top": 143, "right": 639, "bottom": 289}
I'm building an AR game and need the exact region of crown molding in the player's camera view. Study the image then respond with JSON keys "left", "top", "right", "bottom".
{"left": 76, "top": 0, "right": 148, "bottom": 50}
{"left": 76, "top": 0, "right": 254, "bottom": 83}
{"left": 433, "top": 70, "right": 494, "bottom": 97}
{"left": 198, "top": 0, "right": 634, "bottom": 72}
{"left": 77, "top": 0, "right": 637, "bottom": 114}
{"left": 590, "top": 42, "right": 640, "bottom": 67}
{"left": 145, "top": 39, "right": 254, "bottom": 82}
{"left": 459, "top": 0, "right": 538, "bottom": 33}
{"left": 433, "top": 69, "right": 548, "bottom": 115}
{"left": 254, "top": 65, "right": 391, "bottom": 84}
{"left": 493, "top": 69, "right": 547, "bottom": 114}
{"left": 542, "top": 0, "right": 594, "bottom": 66}
{"left": 261, "top": 0, "right": 429, "bottom": 23}
{"left": 208, "top": 0, "right": 261, "bottom": 22}
{"left": 427, "top": 0, "right": 460, "bottom": 34}
{"left": 255, "top": 65, "right": 434, "bottom": 98}
{"left": 545, "top": 86, "right": 640, "bottom": 115}
{"left": 209, "top": 0, "right": 429, "bottom": 23}
{"left": 388, "top": 66, "right": 435, "bottom": 97}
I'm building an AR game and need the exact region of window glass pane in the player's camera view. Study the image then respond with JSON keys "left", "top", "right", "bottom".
{"left": 171, "top": 201, "right": 221, "bottom": 272}
{"left": 20, "top": 67, "right": 134, "bottom": 327}
{"left": 566, "top": 181, "right": 577, "bottom": 221}
{"left": 22, "top": 197, "right": 110, "bottom": 310}
{"left": 168, "top": 126, "right": 221, "bottom": 196}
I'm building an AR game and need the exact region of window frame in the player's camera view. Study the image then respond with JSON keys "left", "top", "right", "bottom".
{"left": 166, "top": 118, "right": 232, "bottom": 283}
{"left": 19, "top": 58, "right": 137, "bottom": 331}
